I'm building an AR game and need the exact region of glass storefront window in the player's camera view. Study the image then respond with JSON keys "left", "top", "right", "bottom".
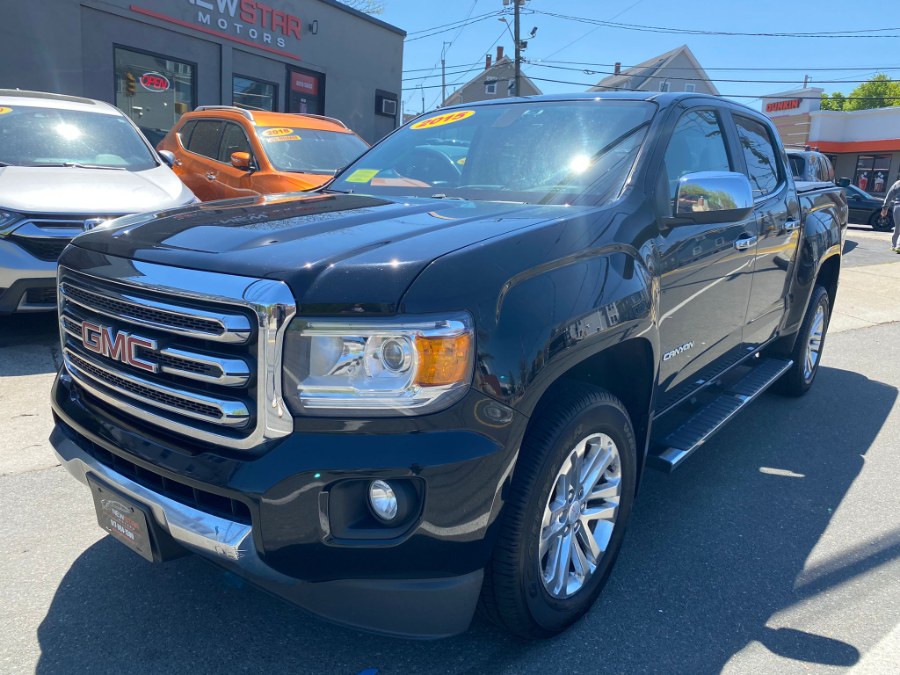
{"left": 854, "top": 154, "right": 892, "bottom": 194}
{"left": 233, "top": 75, "right": 276, "bottom": 112}
{"left": 114, "top": 47, "right": 195, "bottom": 147}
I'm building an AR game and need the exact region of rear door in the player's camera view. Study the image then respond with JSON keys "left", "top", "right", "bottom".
{"left": 656, "top": 106, "right": 757, "bottom": 401}
{"left": 181, "top": 119, "right": 226, "bottom": 201}
{"left": 729, "top": 113, "right": 801, "bottom": 349}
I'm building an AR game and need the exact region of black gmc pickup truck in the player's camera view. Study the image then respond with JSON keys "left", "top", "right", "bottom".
{"left": 50, "top": 93, "right": 847, "bottom": 639}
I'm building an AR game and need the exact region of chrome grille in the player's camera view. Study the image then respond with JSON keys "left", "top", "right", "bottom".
{"left": 58, "top": 260, "right": 296, "bottom": 449}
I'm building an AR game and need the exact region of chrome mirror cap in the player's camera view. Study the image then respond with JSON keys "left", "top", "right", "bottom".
{"left": 675, "top": 171, "right": 754, "bottom": 218}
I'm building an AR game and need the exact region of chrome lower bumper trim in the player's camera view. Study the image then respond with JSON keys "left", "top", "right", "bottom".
{"left": 51, "top": 427, "right": 251, "bottom": 561}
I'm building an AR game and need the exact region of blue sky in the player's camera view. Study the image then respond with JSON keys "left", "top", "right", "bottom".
{"left": 375, "top": 0, "right": 900, "bottom": 115}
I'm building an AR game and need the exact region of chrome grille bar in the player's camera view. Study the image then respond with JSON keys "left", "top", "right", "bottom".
{"left": 59, "top": 281, "right": 252, "bottom": 344}
{"left": 60, "top": 315, "right": 252, "bottom": 387}
{"left": 64, "top": 349, "right": 251, "bottom": 427}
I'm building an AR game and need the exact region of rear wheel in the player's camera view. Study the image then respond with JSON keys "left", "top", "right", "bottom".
{"left": 869, "top": 211, "right": 893, "bottom": 232}
{"left": 480, "top": 383, "right": 636, "bottom": 638}
{"left": 777, "top": 285, "right": 831, "bottom": 396}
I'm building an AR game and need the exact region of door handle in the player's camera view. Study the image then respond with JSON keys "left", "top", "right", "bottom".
{"left": 205, "top": 172, "right": 217, "bottom": 181}
{"left": 784, "top": 219, "right": 801, "bottom": 231}
{"left": 734, "top": 236, "right": 758, "bottom": 251}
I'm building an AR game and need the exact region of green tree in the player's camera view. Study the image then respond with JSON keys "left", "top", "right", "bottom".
{"left": 820, "top": 91, "right": 846, "bottom": 111}
{"left": 823, "top": 74, "right": 900, "bottom": 111}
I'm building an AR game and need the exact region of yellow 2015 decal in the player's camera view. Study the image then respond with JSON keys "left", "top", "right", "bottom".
{"left": 410, "top": 110, "right": 475, "bottom": 130}
{"left": 345, "top": 169, "right": 379, "bottom": 183}
{"left": 265, "top": 135, "right": 301, "bottom": 142}
{"left": 0, "top": 107, "right": 12, "bottom": 115}
{"left": 262, "top": 127, "right": 295, "bottom": 137}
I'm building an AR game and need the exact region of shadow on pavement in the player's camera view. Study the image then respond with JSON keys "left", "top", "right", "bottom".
{"left": 36, "top": 366, "right": 897, "bottom": 674}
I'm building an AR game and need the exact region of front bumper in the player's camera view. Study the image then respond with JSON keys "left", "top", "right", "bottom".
{"left": 51, "top": 371, "right": 525, "bottom": 638}
{"left": 0, "top": 239, "right": 57, "bottom": 312}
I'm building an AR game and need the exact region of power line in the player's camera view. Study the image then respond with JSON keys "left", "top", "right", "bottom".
{"left": 535, "top": 60, "right": 900, "bottom": 73}
{"left": 424, "top": 26, "right": 508, "bottom": 109}
{"left": 531, "top": 10, "right": 900, "bottom": 39}
{"left": 537, "top": 0, "right": 647, "bottom": 61}
{"left": 528, "top": 75, "right": 900, "bottom": 101}
{"left": 527, "top": 62, "right": 900, "bottom": 85}
{"left": 405, "top": 10, "right": 501, "bottom": 35}
{"left": 405, "top": 11, "right": 505, "bottom": 42}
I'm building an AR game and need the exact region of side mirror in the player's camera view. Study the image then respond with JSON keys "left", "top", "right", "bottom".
{"left": 158, "top": 150, "right": 177, "bottom": 168}
{"left": 672, "top": 171, "right": 754, "bottom": 224}
{"left": 231, "top": 152, "right": 251, "bottom": 170}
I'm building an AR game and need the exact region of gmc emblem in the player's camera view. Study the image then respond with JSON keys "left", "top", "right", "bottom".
{"left": 81, "top": 321, "right": 158, "bottom": 373}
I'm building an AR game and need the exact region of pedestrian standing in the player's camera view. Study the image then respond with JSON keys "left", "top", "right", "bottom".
{"left": 881, "top": 176, "right": 900, "bottom": 252}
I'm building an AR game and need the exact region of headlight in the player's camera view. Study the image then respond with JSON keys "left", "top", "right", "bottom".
{"left": 283, "top": 313, "right": 474, "bottom": 416}
{"left": 0, "top": 210, "right": 23, "bottom": 237}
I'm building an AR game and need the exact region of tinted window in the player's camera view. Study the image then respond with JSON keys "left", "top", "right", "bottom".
{"left": 187, "top": 120, "right": 225, "bottom": 158}
{"left": 0, "top": 105, "right": 157, "bottom": 170}
{"left": 218, "top": 123, "right": 252, "bottom": 163}
{"left": 788, "top": 154, "right": 804, "bottom": 178}
{"left": 663, "top": 110, "right": 731, "bottom": 202}
{"left": 734, "top": 115, "right": 780, "bottom": 196}
{"left": 178, "top": 120, "right": 197, "bottom": 147}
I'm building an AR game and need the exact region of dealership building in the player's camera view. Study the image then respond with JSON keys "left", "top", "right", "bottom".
{"left": 764, "top": 87, "right": 900, "bottom": 199}
{"left": 0, "top": 0, "right": 404, "bottom": 143}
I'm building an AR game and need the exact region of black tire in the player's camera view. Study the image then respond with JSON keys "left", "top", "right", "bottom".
{"left": 479, "top": 382, "right": 637, "bottom": 639}
{"left": 777, "top": 285, "right": 831, "bottom": 397}
{"left": 869, "top": 211, "right": 893, "bottom": 232}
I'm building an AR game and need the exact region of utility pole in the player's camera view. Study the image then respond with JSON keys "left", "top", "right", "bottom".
{"left": 513, "top": 0, "right": 522, "bottom": 97}
{"left": 441, "top": 41, "right": 451, "bottom": 105}
{"left": 420, "top": 84, "right": 425, "bottom": 114}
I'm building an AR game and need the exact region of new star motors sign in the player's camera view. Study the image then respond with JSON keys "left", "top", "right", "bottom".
{"left": 130, "top": 0, "right": 303, "bottom": 59}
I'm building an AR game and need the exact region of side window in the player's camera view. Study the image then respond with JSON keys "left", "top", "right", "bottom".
{"left": 186, "top": 120, "right": 225, "bottom": 159}
{"left": 218, "top": 123, "right": 252, "bottom": 164}
{"left": 663, "top": 109, "right": 731, "bottom": 202}
{"left": 178, "top": 120, "right": 197, "bottom": 148}
{"left": 734, "top": 115, "right": 781, "bottom": 197}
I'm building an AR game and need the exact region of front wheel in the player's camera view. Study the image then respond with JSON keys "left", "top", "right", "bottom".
{"left": 777, "top": 285, "right": 831, "bottom": 396}
{"left": 479, "top": 383, "right": 636, "bottom": 638}
{"left": 869, "top": 211, "right": 893, "bottom": 232}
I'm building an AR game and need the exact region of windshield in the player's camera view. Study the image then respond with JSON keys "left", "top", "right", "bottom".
{"left": 256, "top": 127, "right": 369, "bottom": 174}
{"left": 0, "top": 105, "right": 157, "bottom": 170}
{"left": 329, "top": 100, "right": 656, "bottom": 204}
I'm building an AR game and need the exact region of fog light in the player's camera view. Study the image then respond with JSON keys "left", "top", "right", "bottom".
{"left": 368, "top": 480, "right": 398, "bottom": 522}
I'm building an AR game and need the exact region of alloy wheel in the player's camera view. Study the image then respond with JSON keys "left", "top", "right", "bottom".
{"left": 538, "top": 433, "right": 622, "bottom": 599}
{"left": 803, "top": 304, "right": 826, "bottom": 381}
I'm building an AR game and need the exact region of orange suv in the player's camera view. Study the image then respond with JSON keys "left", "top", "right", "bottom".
{"left": 157, "top": 107, "right": 369, "bottom": 201}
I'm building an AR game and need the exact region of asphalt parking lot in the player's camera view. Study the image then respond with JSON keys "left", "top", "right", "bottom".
{"left": 1, "top": 227, "right": 898, "bottom": 674}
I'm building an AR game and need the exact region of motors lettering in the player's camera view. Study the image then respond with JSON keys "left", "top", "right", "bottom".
{"left": 81, "top": 321, "right": 158, "bottom": 373}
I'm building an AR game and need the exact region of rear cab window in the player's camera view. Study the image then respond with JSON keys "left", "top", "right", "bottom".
{"left": 733, "top": 115, "right": 782, "bottom": 197}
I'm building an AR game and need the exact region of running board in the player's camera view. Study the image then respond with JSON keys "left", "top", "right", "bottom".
{"left": 647, "top": 358, "right": 793, "bottom": 473}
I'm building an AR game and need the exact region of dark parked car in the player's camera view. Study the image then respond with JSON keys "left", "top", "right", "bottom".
{"left": 843, "top": 184, "right": 892, "bottom": 231}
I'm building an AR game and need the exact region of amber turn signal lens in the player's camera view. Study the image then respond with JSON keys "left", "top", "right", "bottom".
{"left": 415, "top": 333, "right": 472, "bottom": 386}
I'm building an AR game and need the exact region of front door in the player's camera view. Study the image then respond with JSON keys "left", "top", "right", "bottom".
{"left": 656, "top": 107, "right": 756, "bottom": 400}
{"left": 730, "top": 113, "right": 800, "bottom": 349}
{"left": 213, "top": 122, "right": 258, "bottom": 199}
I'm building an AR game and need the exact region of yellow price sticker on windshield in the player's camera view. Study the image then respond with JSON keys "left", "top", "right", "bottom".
{"left": 410, "top": 110, "right": 474, "bottom": 130}
{"left": 266, "top": 135, "right": 301, "bottom": 142}
{"left": 345, "top": 169, "right": 379, "bottom": 183}
{"left": 262, "top": 127, "right": 295, "bottom": 137}
{"left": 0, "top": 107, "right": 12, "bottom": 115}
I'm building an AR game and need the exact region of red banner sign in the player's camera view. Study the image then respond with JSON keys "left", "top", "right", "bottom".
{"left": 291, "top": 72, "right": 319, "bottom": 96}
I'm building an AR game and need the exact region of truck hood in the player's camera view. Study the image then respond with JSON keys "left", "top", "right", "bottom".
{"left": 0, "top": 164, "right": 195, "bottom": 215}
{"left": 71, "top": 191, "right": 590, "bottom": 312}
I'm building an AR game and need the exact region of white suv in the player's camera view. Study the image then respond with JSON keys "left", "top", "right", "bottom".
{"left": 0, "top": 90, "right": 195, "bottom": 313}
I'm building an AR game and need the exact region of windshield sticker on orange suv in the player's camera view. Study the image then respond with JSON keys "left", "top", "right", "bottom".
{"left": 410, "top": 110, "right": 475, "bottom": 130}
{"left": 0, "top": 107, "right": 12, "bottom": 115}
{"left": 265, "top": 135, "right": 301, "bottom": 143}
{"left": 345, "top": 169, "right": 380, "bottom": 183}
{"left": 262, "top": 127, "right": 295, "bottom": 137}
